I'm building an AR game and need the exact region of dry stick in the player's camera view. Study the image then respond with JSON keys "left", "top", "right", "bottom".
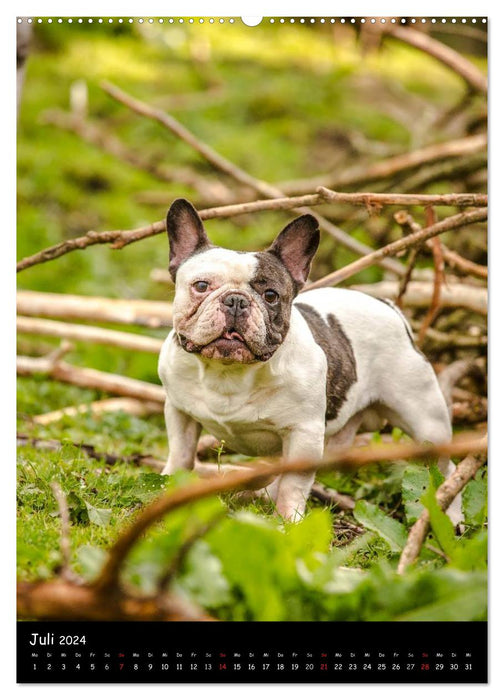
{"left": 317, "top": 187, "right": 487, "bottom": 209}
{"left": 436, "top": 244, "right": 487, "bottom": 280}
{"left": 32, "top": 398, "right": 163, "bottom": 426}
{"left": 17, "top": 354, "right": 166, "bottom": 404}
{"left": 17, "top": 290, "right": 173, "bottom": 328}
{"left": 94, "top": 432, "right": 487, "bottom": 593}
{"left": 397, "top": 449, "right": 487, "bottom": 575}
{"left": 310, "top": 483, "right": 356, "bottom": 511}
{"left": 17, "top": 316, "right": 164, "bottom": 353}
{"left": 417, "top": 207, "right": 445, "bottom": 347}
{"left": 49, "top": 482, "right": 74, "bottom": 582}
{"left": 394, "top": 209, "right": 488, "bottom": 281}
{"left": 101, "top": 81, "right": 404, "bottom": 275}
{"left": 393, "top": 212, "right": 423, "bottom": 308}
{"left": 385, "top": 25, "right": 487, "bottom": 94}
{"left": 350, "top": 280, "right": 487, "bottom": 316}
{"left": 277, "top": 133, "right": 487, "bottom": 195}
{"left": 303, "top": 207, "right": 488, "bottom": 291}
{"left": 396, "top": 248, "right": 421, "bottom": 309}
{"left": 16, "top": 187, "right": 487, "bottom": 274}
{"left": 17, "top": 580, "right": 214, "bottom": 622}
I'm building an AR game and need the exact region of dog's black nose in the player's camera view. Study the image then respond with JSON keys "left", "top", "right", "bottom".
{"left": 222, "top": 292, "right": 250, "bottom": 312}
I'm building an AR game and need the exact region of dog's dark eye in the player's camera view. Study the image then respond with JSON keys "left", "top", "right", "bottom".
{"left": 263, "top": 289, "right": 279, "bottom": 304}
{"left": 193, "top": 281, "right": 209, "bottom": 293}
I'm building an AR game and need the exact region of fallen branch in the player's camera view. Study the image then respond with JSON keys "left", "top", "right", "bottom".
{"left": 350, "top": 279, "right": 487, "bottom": 315}
{"left": 397, "top": 448, "right": 487, "bottom": 574}
{"left": 303, "top": 207, "right": 488, "bottom": 291}
{"left": 17, "top": 290, "right": 173, "bottom": 328}
{"left": 384, "top": 25, "right": 488, "bottom": 94}
{"left": 17, "top": 354, "right": 165, "bottom": 404}
{"left": 310, "top": 483, "right": 356, "bottom": 511}
{"left": 317, "top": 186, "right": 487, "bottom": 209}
{"left": 32, "top": 397, "right": 163, "bottom": 425}
{"left": 277, "top": 133, "right": 487, "bottom": 194}
{"left": 94, "top": 432, "right": 487, "bottom": 593}
{"left": 17, "top": 316, "right": 164, "bottom": 353}
{"left": 17, "top": 579, "right": 214, "bottom": 621}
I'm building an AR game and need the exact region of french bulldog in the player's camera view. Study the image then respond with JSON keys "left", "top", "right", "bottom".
{"left": 158, "top": 199, "right": 461, "bottom": 524}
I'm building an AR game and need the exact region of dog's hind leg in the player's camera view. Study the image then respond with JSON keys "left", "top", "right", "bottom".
{"left": 378, "top": 357, "right": 463, "bottom": 526}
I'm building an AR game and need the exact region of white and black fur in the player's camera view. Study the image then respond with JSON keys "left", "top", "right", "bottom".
{"left": 158, "top": 199, "right": 460, "bottom": 524}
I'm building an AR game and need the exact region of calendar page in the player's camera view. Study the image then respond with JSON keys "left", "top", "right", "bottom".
{"left": 16, "top": 14, "right": 488, "bottom": 684}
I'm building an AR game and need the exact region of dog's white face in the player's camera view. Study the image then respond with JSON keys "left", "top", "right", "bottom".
{"left": 167, "top": 199, "right": 320, "bottom": 364}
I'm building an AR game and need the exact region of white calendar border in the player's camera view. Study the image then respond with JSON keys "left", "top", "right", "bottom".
{"left": 4, "top": 2, "right": 502, "bottom": 698}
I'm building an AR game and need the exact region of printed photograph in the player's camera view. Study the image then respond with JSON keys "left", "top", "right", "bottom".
{"left": 17, "top": 16, "right": 487, "bottom": 626}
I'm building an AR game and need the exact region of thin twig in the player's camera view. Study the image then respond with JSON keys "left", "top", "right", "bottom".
{"left": 49, "top": 482, "right": 76, "bottom": 582}
{"left": 417, "top": 207, "right": 445, "bottom": 346}
{"left": 310, "top": 483, "right": 356, "bottom": 511}
{"left": 303, "top": 207, "right": 487, "bottom": 291}
{"left": 93, "top": 432, "right": 487, "bottom": 593}
{"left": 397, "top": 447, "right": 487, "bottom": 574}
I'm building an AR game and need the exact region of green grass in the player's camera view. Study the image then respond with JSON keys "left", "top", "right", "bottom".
{"left": 17, "top": 21, "right": 487, "bottom": 621}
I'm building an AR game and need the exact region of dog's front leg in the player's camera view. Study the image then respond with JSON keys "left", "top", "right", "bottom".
{"left": 162, "top": 399, "right": 201, "bottom": 475}
{"left": 275, "top": 425, "right": 325, "bottom": 522}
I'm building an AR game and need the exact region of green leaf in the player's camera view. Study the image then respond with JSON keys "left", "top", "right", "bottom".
{"left": 353, "top": 500, "right": 407, "bottom": 552}
{"left": 75, "top": 545, "right": 107, "bottom": 580}
{"left": 176, "top": 540, "right": 232, "bottom": 608}
{"left": 394, "top": 573, "right": 487, "bottom": 621}
{"left": 450, "top": 530, "right": 488, "bottom": 571}
{"left": 206, "top": 513, "right": 296, "bottom": 620}
{"left": 84, "top": 501, "right": 112, "bottom": 528}
{"left": 421, "top": 480, "right": 457, "bottom": 558}
{"left": 402, "top": 465, "right": 429, "bottom": 525}
{"left": 463, "top": 475, "right": 487, "bottom": 527}
{"left": 66, "top": 491, "right": 89, "bottom": 525}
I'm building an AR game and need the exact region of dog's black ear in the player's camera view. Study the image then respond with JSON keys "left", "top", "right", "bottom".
{"left": 166, "top": 199, "right": 211, "bottom": 280}
{"left": 267, "top": 214, "right": 320, "bottom": 288}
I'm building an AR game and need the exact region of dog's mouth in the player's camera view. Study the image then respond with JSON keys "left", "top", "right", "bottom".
{"left": 178, "top": 330, "right": 272, "bottom": 363}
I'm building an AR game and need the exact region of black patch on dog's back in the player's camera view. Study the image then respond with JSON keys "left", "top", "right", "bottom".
{"left": 295, "top": 303, "right": 357, "bottom": 421}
